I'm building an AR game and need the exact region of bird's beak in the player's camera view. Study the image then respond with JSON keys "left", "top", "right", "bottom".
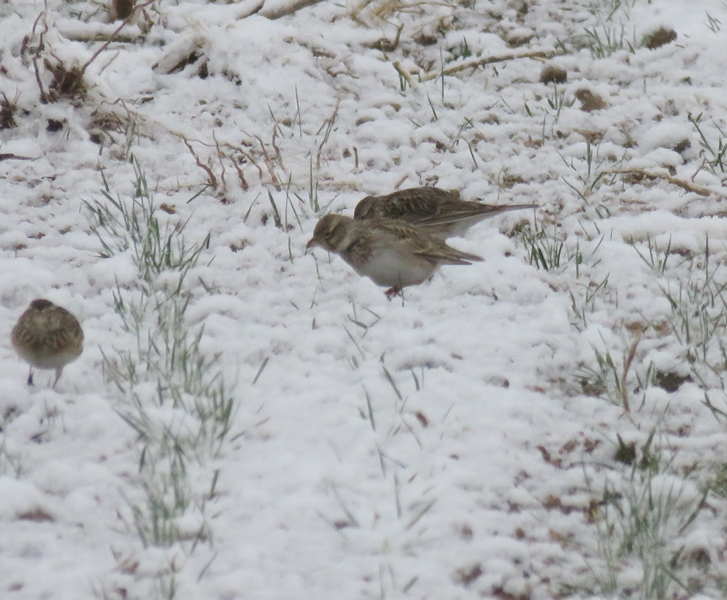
{"left": 306, "top": 237, "right": 320, "bottom": 253}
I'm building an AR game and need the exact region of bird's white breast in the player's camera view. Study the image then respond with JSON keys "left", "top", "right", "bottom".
{"left": 353, "top": 247, "right": 435, "bottom": 287}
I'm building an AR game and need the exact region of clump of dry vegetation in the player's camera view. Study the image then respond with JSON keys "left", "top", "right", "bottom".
{"left": 0, "top": 92, "right": 18, "bottom": 130}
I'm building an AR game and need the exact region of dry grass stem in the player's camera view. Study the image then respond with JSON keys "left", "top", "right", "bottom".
{"left": 261, "top": 0, "right": 322, "bottom": 20}
{"left": 393, "top": 61, "right": 417, "bottom": 88}
{"left": 422, "top": 48, "right": 555, "bottom": 81}
{"left": 184, "top": 139, "right": 219, "bottom": 190}
{"left": 607, "top": 168, "right": 717, "bottom": 198}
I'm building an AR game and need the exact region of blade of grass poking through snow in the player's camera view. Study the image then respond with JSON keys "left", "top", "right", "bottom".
{"left": 294, "top": 85, "right": 302, "bottom": 136}
{"left": 197, "top": 551, "right": 219, "bottom": 582}
{"left": 704, "top": 11, "right": 722, "bottom": 33}
{"left": 375, "top": 445, "right": 386, "bottom": 477}
{"left": 308, "top": 156, "right": 319, "bottom": 213}
{"left": 393, "top": 473, "right": 401, "bottom": 518}
{"left": 186, "top": 185, "right": 210, "bottom": 204}
{"left": 382, "top": 365, "right": 402, "bottom": 401}
{"left": 284, "top": 179, "right": 303, "bottom": 232}
{"left": 399, "top": 415, "right": 422, "bottom": 449}
{"left": 426, "top": 92, "right": 438, "bottom": 121}
{"left": 362, "top": 385, "right": 375, "bottom": 432}
{"left": 405, "top": 498, "right": 436, "bottom": 530}
{"left": 466, "top": 141, "right": 478, "bottom": 169}
{"left": 439, "top": 46, "right": 445, "bottom": 102}
{"left": 618, "top": 326, "right": 642, "bottom": 413}
{"left": 688, "top": 112, "right": 727, "bottom": 175}
{"left": 702, "top": 392, "right": 727, "bottom": 421}
{"left": 631, "top": 234, "right": 673, "bottom": 276}
{"left": 252, "top": 356, "right": 269, "bottom": 385}
{"left": 267, "top": 191, "right": 283, "bottom": 229}
{"left": 410, "top": 368, "right": 420, "bottom": 391}
{"left": 243, "top": 193, "right": 259, "bottom": 222}
{"left": 343, "top": 325, "right": 366, "bottom": 361}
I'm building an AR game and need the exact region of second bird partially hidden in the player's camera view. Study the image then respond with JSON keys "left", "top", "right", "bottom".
{"left": 307, "top": 214, "right": 481, "bottom": 299}
{"left": 354, "top": 187, "right": 537, "bottom": 239}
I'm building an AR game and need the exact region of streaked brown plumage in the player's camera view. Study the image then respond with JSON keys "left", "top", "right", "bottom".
{"left": 354, "top": 187, "right": 537, "bottom": 239}
{"left": 11, "top": 299, "right": 84, "bottom": 388}
{"left": 307, "top": 214, "right": 482, "bottom": 298}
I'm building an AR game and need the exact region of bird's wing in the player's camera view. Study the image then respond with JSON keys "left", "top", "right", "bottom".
{"left": 415, "top": 202, "right": 538, "bottom": 227}
{"left": 373, "top": 219, "right": 482, "bottom": 265}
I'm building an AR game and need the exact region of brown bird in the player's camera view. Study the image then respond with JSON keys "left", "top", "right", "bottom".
{"left": 307, "top": 214, "right": 482, "bottom": 298}
{"left": 354, "top": 187, "right": 537, "bottom": 239}
{"left": 11, "top": 299, "right": 84, "bottom": 388}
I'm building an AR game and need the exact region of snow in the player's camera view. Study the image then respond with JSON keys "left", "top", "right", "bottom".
{"left": 2, "top": 0, "right": 727, "bottom": 598}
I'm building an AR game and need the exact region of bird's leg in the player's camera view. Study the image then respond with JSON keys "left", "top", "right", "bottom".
{"left": 27, "top": 367, "right": 34, "bottom": 386}
{"left": 52, "top": 367, "right": 63, "bottom": 389}
{"left": 386, "top": 274, "right": 406, "bottom": 302}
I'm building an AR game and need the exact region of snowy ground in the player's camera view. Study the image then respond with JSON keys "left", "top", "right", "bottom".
{"left": 2, "top": 0, "right": 727, "bottom": 598}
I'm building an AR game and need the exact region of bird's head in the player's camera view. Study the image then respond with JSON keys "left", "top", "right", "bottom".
{"left": 29, "top": 299, "right": 55, "bottom": 311}
{"left": 306, "top": 214, "right": 351, "bottom": 254}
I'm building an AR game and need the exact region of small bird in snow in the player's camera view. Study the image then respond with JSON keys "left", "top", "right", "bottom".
{"left": 11, "top": 299, "right": 84, "bottom": 388}
{"left": 354, "top": 187, "right": 537, "bottom": 239}
{"left": 306, "top": 214, "right": 482, "bottom": 298}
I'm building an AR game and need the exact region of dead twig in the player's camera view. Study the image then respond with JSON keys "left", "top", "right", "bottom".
{"left": 270, "top": 123, "right": 285, "bottom": 171}
{"left": 367, "top": 23, "right": 405, "bottom": 52}
{"left": 0, "top": 153, "right": 36, "bottom": 161}
{"left": 231, "top": 143, "right": 266, "bottom": 185}
{"left": 28, "top": 14, "right": 50, "bottom": 103}
{"left": 422, "top": 48, "right": 554, "bottom": 81}
{"left": 212, "top": 131, "right": 230, "bottom": 198}
{"left": 227, "top": 148, "right": 250, "bottom": 192}
{"left": 59, "top": 29, "right": 141, "bottom": 44}
{"left": 77, "top": 19, "right": 131, "bottom": 73}
{"left": 260, "top": 0, "right": 323, "bottom": 20}
{"left": 184, "top": 139, "right": 218, "bottom": 190}
{"left": 252, "top": 134, "right": 282, "bottom": 191}
{"left": 392, "top": 61, "right": 417, "bottom": 88}
{"left": 607, "top": 168, "right": 717, "bottom": 197}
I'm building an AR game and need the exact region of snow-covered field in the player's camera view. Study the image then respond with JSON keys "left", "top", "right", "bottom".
{"left": 2, "top": 0, "right": 727, "bottom": 598}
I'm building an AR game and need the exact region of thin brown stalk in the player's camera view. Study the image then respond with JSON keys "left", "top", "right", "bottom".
{"left": 184, "top": 139, "right": 218, "bottom": 189}
{"left": 393, "top": 61, "right": 417, "bottom": 88}
{"left": 422, "top": 48, "right": 554, "bottom": 81}
{"left": 213, "top": 132, "right": 229, "bottom": 191}
{"left": 253, "top": 134, "right": 282, "bottom": 190}
{"left": 235, "top": 146, "right": 265, "bottom": 184}
{"left": 260, "top": 0, "right": 323, "bottom": 19}
{"left": 271, "top": 123, "right": 285, "bottom": 170}
{"left": 606, "top": 168, "right": 717, "bottom": 197}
